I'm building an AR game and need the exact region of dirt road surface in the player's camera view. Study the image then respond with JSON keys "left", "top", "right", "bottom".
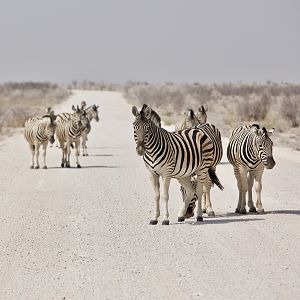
{"left": 0, "top": 90, "right": 299, "bottom": 299}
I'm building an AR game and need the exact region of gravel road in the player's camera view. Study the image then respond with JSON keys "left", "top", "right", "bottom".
{"left": 0, "top": 90, "right": 299, "bottom": 299}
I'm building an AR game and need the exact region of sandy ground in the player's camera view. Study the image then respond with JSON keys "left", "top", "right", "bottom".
{"left": 0, "top": 90, "right": 299, "bottom": 300}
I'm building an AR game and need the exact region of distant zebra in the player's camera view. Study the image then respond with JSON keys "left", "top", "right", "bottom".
{"left": 181, "top": 123, "right": 224, "bottom": 217}
{"left": 132, "top": 104, "right": 221, "bottom": 225}
{"left": 56, "top": 105, "right": 89, "bottom": 168}
{"left": 24, "top": 108, "right": 57, "bottom": 169}
{"left": 80, "top": 104, "right": 99, "bottom": 156}
{"left": 175, "top": 106, "right": 208, "bottom": 131}
{"left": 227, "top": 124, "right": 276, "bottom": 214}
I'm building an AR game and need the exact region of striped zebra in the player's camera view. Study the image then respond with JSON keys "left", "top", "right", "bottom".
{"left": 181, "top": 123, "right": 224, "bottom": 217}
{"left": 132, "top": 104, "right": 221, "bottom": 225}
{"left": 56, "top": 105, "right": 89, "bottom": 168}
{"left": 80, "top": 104, "right": 99, "bottom": 156}
{"left": 24, "top": 108, "right": 57, "bottom": 169}
{"left": 227, "top": 124, "right": 276, "bottom": 214}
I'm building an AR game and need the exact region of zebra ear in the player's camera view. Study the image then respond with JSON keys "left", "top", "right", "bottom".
{"left": 199, "top": 105, "right": 207, "bottom": 113}
{"left": 268, "top": 128, "right": 275, "bottom": 135}
{"left": 187, "top": 109, "right": 194, "bottom": 119}
{"left": 143, "top": 106, "right": 152, "bottom": 119}
{"left": 132, "top": 106, "right": 139, "bottom": 117}
{"left": 72, "top": 105, "right": 76, "bottom": 111}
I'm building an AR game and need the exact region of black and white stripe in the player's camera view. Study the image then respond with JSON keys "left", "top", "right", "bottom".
{"left": 227, "top": 124, "right": 275, "bottom": 213}
{"left": 24, "top": 110, "right": 56, "bottom": 169}
{"left": 80, "top": 104, "right": 99, "bottom": 156}
{"left": 181, "top": 123, "right": 224, "bottom": 217}
{"left": 56, "top": 105, "right": 89, "bottom": 168}
{"left": 132, "top": 104, "right": 218, "bottom": 225}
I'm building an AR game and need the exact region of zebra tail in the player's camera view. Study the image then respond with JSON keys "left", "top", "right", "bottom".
{"left": 208, "top": 167, "right": 224, "bottom": 191}
{"left": 71, "top": 143, "right": 74, "bottom": 149}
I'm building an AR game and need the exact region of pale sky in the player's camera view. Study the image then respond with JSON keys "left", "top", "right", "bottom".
{"left": 0, "top": 0, "right": 299, "bottom": 83}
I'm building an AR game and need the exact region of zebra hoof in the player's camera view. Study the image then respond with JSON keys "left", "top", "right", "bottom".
{"left": 239, "top": 208, "right": 247, "bottom": 214}
{"left": 43, "top": 166, "right": 47, "bottom": 169}
{"left": 66, "top": 164, "right": 71, "bottom": 168}
{"left": 61, "top": 163, "right": 65, "bottom": 168}
{"left": 249, "top": 207, "right": 257, "bottom": 213}
{"left": 257, "top": 208, "right": 265, "bottom": 214}
{"left": 196, "top": 216, "right": 203, "bottom": 222}
{"left": 149, "top": 220, "right": 158, "bottom": 225}
{"left": 77, "top": 164, "right": 81, "bottom": 168}
{"left": 235, "top": 208, "right": 240, "bottom": 213}
{"left": 162, "top": 220, "right": 169, "bottom": 225}
{"left": 30, "top": 166, "right": 34, "bottom": 169}
{"left": 202, "top": 208, "right": 206, "bottom": 213}
{"left": 83, "top": 154, "right": 86, "bottom": 156}
{"left": 177, "top": 217, "right": 185, "bottom": 222}
{"left": 34, "top": 166, "right": 39, "bottom": 169}
{"left": 207, "top": 211, "right": 215, "bottom": 217}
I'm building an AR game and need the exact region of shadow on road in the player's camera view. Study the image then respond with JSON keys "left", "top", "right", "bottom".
{"left": 184, "top": 217, "right": 265, "bottom": 225}
{"left": 84, "top": 154, "right": 114, "bottom": 157}
{"left": 265, "top": 210, "right": 300, "bottom": 216}
{"left": 47, "top": 165, "right": 118, "bottom": 169}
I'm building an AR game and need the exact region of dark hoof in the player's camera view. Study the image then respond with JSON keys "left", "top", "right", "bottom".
{"left": 239, "top": 209, "right": 247, "bottom": 215}
{"left": 34, "top": 166, "right": 39, "bottom": 169}
{"left": 207, "top": 211, "right": 215, "bottom": 217}
{"left": 235, "top": 208, "right": 240, "bottom": 213}
{"left": 177, "top": 217, "right": 185, "bottom": 222}
{"left": 202, "top": 208, "right": 206, "bottom": 213}
{"left": 149, "top": 220, "right": 158, "bottom": 225}
{"left": 30, "top": 166, "right": 34, "bottom": 169}
{"left": 249, "top": 207, "right": 257, "bottom": 213}
{"left": 66, "top": 165, "right": 71, "bottom": 168}
{"left": 43, "top": 166, "right": 47, "bottom": 169}
{"left": 162, "top": 220, "right": 169, "bottom": 225}
{"left": 185, "top": 212, "right": 194, "bottom": 219}
{"left": 83, "top": 154, "right": 86, "bottom": 156}
{"left": 196, "top": 216, "right": 203, "bottom": 222}
{"left": 61, "top": 163, "right": 65, "bottom": 168}
{"left": 86, "top": 154, "right": 89, "bottom": 156}
{"left": 77, "top": 164, "right": 81, "bottom": 168}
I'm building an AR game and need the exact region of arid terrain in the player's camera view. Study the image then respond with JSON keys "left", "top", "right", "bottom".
{"left": 0, "top": 90, "right": 299, "bottom": 299}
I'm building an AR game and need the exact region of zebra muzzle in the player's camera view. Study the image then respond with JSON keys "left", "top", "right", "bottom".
{"left": 136, "top": 144, "right": 145, "bottom": 156}
{"left": 265, "top": 157, "right": 276, "bottom": 169}
{"left": 50, "top": 136, "right": 55, "bottom": 144}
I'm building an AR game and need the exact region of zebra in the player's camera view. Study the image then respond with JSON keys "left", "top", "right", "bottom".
{"left": 181, "top": 123, "right": 224, "bottom": 217}
{"left": 56, "top": 105, "right": 89, "bottom": 168}
{"left": 80, "top": 104, "right": 100, "bottom": 156}
{"left": 132, "top": 104, "right": 221, "bottom": 225}
{"left": 227, "top": 124, "right": 276, "bottom": 214}
{"left": 24, "top": 108, "right": 57, "bottom": 169}
{"left": 175, "top": 106, "right": 208, "bottom": 131}
{"left": 196, "top": 105, "right": 208, "bottom": 124}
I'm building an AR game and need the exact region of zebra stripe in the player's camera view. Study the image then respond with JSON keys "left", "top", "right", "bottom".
{"left": 80, "top": 104, "right": 100, "bottom": 156}
{"left": 24, "top": 113, "right": 56, "bottom": 169}
{"left": 132, "top": 104, "right": 216, "bottom": 224}
{"left": 56, "top": 106, "right": 89, "bottom": 168}
{"left": 227, "top": 124, "right": 276, "bottom": 214}
{"left": 180, "top": 123, "right": 223, "bottom": 217}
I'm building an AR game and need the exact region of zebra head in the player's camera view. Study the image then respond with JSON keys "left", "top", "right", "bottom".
{"left": 71, "top": 105, "right": 89, "bottom": 130}
{"left": 195, "top": 105, "right": 208, "bottom": 125}
{"left": 184, "top": 109, "right": 201, "bottom": 128}
{"left": 132, "top": 104, "right": 153, "bottom": 156}
{"left": 86, "top": 104, "right": 99, "bottom": 122}
{"left": 252, "top": 125, "right": 276, "bottom": 169}
{"left": 42, "top": 110, "right": 57, "bottom": 144}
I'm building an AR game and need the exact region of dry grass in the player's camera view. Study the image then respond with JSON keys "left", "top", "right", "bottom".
{"left": 121, "top": 81, "right": 300, "bottom": 149}
{"left": 0, "top": 82, "right": 71, "bottom": 135}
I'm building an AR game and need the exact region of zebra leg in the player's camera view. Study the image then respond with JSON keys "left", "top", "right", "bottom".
{"left": 195, "top": 173, "right": 207, "bottom": 222}
{"left": 58, "top": 139, "right": 66, "bottom": 167}
{"left": 255, "top": 167, "right": 265, "bottom": 213}
{"left": 29, "top": 144, "right": 34, "bottom": 169}
{"left": 177, "top": 177, "right": 196, "bottom": 222}
{"left": 42, "top": 143, "right": 48, "bottom": 169}
{"left": 34, "top": 143, "right": 40, "bottom": 169}
{"left": 247, "top": 171, "right": 256, "bottom": 212}
{"left": 66, "top": 143, "right": 71, "bottom": 168}
{"left": 233, "top": 168, "right": 247, "bottom": 214}
{"left": 75, "top": 140, "right": 81, "bottom": 168}
{"left": 204, "top": 175, "right": 215, "bottom": 216}
{"left": 161, "top": 177, "right": 171, "bottom": 225}
{"left": 149, "top": 173, "right": 160, "bottom": 225}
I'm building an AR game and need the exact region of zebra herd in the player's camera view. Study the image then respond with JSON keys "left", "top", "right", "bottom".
{"left": 132, "top": 104, "right": 276, "bottom": 225}
{"left": 24, "top": 101, "right": 99, "bottom": 169}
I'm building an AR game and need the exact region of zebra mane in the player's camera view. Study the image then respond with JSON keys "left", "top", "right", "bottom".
{"left": 141, "top": 104, "right": 161, "bottom": 127}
